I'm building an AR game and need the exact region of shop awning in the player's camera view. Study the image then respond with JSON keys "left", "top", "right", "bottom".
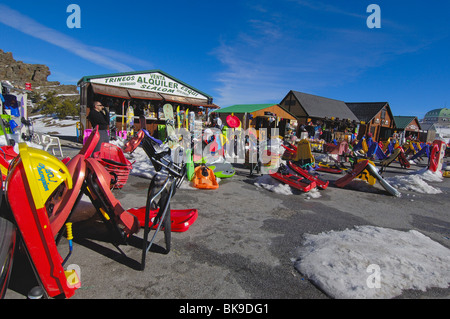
{"left": 128, "top": 88, "right": 161, "bottom": 100}
{"left": 91, "top": 83, "right": 219, "bottom": 108}
{"left": 91, "top": 83, "right": 130, "bottom": 99}
{"left": 159, "top": 93, "right": 218, "bottom": 108}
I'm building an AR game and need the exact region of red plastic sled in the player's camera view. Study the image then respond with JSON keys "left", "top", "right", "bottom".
{"left": 0, "top": 145, "right": 18, "bottom": 161}
{"left": 429, "top": 140, "right": 446, "bottom": 172}
{"left": 6, "top": 144, "right": 80, "bottom": 298}
{"left": 128, "top": 207, "right": 198, "bottom": 232}
{"left": 270, "top": 164, "right": 316, "bottom": 192}
{"left": 226, "top": 115, "right": 241, "bottom": 128}
{"left": 315, "top": 163, "right": 344, "bottom": 174}
{"left": 94, "top": 143, "right": 133, "bottom": 189}
{"left": 334, "top": 160, "right": 370, "bottom": 188}
{"left": 123, "top": 130, "right": 145, "bottom": 154}
{"left": 287, "top": 161, "right": 329, "bottom": 190}
{"left": 84, "top": 157, "right": 139, "bottom": 237}
{"left": 48, "top": 126, "right": 101, "bottom": 236}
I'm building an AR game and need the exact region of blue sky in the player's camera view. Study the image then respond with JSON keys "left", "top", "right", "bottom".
{"left": 0, "top": 0, "right": 449, "bottom": 119}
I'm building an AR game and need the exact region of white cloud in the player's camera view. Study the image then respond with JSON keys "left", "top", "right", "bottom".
{"left": 211, "top": 2, "right": 438, "bottom": 107}
{"left": 0, "top": 4, "right": 152, "bottom": 72}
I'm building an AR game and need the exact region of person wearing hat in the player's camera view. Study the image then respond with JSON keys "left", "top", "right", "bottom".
{"left": 87, "top": 101, "right": 110, "bottom": 154}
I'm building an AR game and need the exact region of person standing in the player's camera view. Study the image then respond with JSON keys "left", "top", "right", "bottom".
{"left": 87, "top": 101, "right": 110, "bottom": 154}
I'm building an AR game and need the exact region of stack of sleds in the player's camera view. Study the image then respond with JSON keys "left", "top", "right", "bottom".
{"left": 93, "top": 142, "right": 133, "bottom": 189}
{"left": 272, "top": 139, "right": 330, "bottom": 192}
{"left": 280, "top": 137, "right": 403, "bottom": 197}
{"left": 0, "top": 127, "right": 198, "bottom": 299}
{"left": 352, "top": 136, "right": 410, "bottom": 173}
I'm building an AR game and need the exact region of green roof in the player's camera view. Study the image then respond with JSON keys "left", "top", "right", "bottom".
{"left": 215, "top": 104, "right": 277, "bottom": 114}
{"left": 393, "top": 116, "right": 418, "bottom": 129}
{"left": 424, "top": 108, "right": 450, "bottom": 118}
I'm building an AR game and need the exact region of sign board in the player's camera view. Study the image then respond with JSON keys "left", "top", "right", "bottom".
{"left": 89, "top": 71, "right": 209, "bottom": 101}
{"left": 407, "top": 124, "right": 419, "bottom": 132}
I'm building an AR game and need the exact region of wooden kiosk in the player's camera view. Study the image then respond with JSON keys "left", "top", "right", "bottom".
{"left": 77, "top": 70, "right": 219, "bottom": 140}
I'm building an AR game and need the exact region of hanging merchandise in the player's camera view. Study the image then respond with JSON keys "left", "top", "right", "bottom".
{"left": 226, "top": 114, "right": 241, "bottom": 128}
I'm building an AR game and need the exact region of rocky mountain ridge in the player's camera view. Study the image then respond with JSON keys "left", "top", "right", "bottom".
{"left": 0, "top": 49, "right": 78, "bottom": 96}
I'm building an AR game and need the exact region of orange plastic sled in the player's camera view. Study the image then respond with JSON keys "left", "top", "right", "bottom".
{"left": 193, "top": 165, "right": 219, "bottom": 190}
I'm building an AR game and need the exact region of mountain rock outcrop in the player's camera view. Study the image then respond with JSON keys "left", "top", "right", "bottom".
{"left": 0, "top": 49, "right": 78, "bottom": 96}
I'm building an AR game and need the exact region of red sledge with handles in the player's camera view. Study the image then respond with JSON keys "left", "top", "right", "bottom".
{"left": 287, "top": 161, "right": 329, "bottom": 190}
{"left": 270, "top": 163, "right": 317, "bottom": 192}
{"left": 6, "top": 144, "right": 81, "bottom": 298}
{"left": 50, "top": 126, "right": 106, "bottom": 238}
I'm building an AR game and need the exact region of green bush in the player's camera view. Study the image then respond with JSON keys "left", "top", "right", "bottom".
{"left": 38, "top": 91, "right": 79, "bottom": 118}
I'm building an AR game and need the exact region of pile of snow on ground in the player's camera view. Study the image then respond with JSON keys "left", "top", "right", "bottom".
{"left": 385, "top": 168, "right": 443, "bottom": 194}
{"left": 254, "top": 174, "right": 322, "bottom": 198}
{"left": 254, "top": 174, "right": 293, "bottom": 195}
{"left": 294, "top": 226, "right": 450, "bottom": 299}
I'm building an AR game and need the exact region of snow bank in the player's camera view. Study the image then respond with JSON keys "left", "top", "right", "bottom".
{"left": 385, "top": 168, "right": 443, "bottom": 194}
{"left": 294, "top": 226, "right": 450, "bottom": 299}
{"left": 31, "top": 115, "right": 78, "bottom": 136}
{"left": 254, "top": 174, "right": 294, "bottom": 196}
{"left": 410, "top": 167, "right": 444, "bottom": 182}
{"left": 0, "top": 132, "right": 43, "bottom": 151}
{"left": 1, "top": 115, "right": 75, "bottom": 151}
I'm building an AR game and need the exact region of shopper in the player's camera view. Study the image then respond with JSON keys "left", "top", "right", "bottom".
{"left": 87, "top": 101, "right": 110, "bottom": 154}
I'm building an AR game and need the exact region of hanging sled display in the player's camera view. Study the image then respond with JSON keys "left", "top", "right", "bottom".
{"left": 226, "top": 114, "right": 241, "bottom": 128}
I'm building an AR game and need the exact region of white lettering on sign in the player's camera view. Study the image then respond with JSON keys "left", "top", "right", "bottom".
{"left": 89, "top": 72, "right": 209, "bottom": 100}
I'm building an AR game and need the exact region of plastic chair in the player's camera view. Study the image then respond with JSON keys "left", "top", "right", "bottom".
{"left": 32, "top": 132, "right": 64, "bottom": 157}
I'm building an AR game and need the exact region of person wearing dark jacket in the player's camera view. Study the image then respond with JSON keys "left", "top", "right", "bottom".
{"left": 87, "top": 101, "right": 110, "bottom": 154}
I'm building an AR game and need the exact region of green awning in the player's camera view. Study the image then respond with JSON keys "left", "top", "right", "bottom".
{"left": 215, "top": 104, "right": 277, "bottom": 114}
